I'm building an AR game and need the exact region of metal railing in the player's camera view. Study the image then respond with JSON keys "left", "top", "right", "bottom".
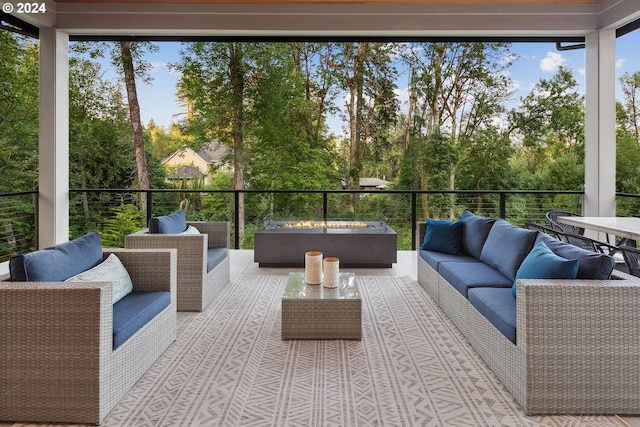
{"left": 0, "top": 191, "right": 38, "bottom": 263}
{"left": 68, "top": 188, "right": 586, "bottom": 251}
{"left": 6, "top": 188, "right": 640, "bottom": 264}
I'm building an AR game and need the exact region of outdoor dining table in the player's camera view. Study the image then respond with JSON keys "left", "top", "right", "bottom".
{"left": 557, "top": 216, "right": 640, "bottom": 246}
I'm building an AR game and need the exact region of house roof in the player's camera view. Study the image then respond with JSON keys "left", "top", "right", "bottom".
{"left": 166, "top": 165, "right": 205, "bottom": 179}
{"left": 197, "top": 141, "right": 228, "bottom": 165}
{"left": 360, "top": 178, "right": 389, "bottom": 188}
{"left": 162, "top": 141, "right": 228, "bottom": 166}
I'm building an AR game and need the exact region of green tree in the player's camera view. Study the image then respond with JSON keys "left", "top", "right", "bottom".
{"left": 337, "top": 42, "right": 399, "bottom": 212}
{"left": 401, "top": 42, "right": 514, "bottom": 217}
{"left": 508, "top": 66, "right": 585, "bottom": 195}
{"left": 71, "top": 41, "right": 159, "bottom": 210}
{"left": 175, "top": 41, "right": 249, "bottom": 241}
{"left": 0, "top": 32, "right": 39, "bottom": 192}
{"left": 619, "top": 70, "right": 640, "bottom": 141}
{"left": 248, "top": 43, "right": 336, "bottom": 217}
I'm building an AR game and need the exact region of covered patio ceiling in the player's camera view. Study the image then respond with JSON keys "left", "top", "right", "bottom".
{"left": 12, "top": 0, "right": 639, "bottom": 39}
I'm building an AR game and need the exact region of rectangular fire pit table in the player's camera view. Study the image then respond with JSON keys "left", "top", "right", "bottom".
{"left": 281, "top": 272, "right": 361, "bottom": 340}
{"left": 255, "top": 220, "right": 397, "bottom": 268}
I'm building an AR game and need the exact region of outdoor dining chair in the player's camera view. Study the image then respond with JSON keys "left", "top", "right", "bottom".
{"left": 524, "top": 221, "right": 563, "bottom": 240}
{"left": 546, "top": 210, "right": 585, "bottom": 236}
{"left": 619, "top": 245, "right": 640, "bottom": 277}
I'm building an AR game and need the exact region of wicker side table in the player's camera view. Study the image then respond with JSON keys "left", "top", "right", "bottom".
{"left": 281, "top": 272, "right": 361, "bottom": 340}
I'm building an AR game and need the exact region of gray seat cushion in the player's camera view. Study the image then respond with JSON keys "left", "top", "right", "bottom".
{"left": 207, "top": 248, "right": 229, "bottom": 272}
{"left": 9, "top": 232, "right": 103, "bottom": 282}
{"left": 468, "top": 287, "right": 517, "bottom": 344}
{"left": 439, "top": 261, "right": 513, "bottom": 298}
{"left": 480, "top": 219, "right": 537, "bottom": 281}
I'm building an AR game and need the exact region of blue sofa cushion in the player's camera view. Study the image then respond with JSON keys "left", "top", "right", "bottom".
{"left": 420, "top": 218, "right": 463, "bottom": 255}
{"left": 419, "top": 250, "right": 477, "bottom": 271}
{"left": 512, "top": 241, "right": 579, "bottom": 296}
{"left": 459, "top": 210, "right": 496, "bottom": 259}
{"left": 112, "top": 291, "right": 171, "bottom": 349}
{"left": 468, "top": 287, "right": 517, "bottom": 344}
{"left": 439, "top": 261, "right": 513, "bottom": 298}
{"left": 9, "top": 232, "right": 103, "bottom": 282}
{"left": 535, "top": 233, "right": 615, "bottom": 280}
{"left": 207, "top": 248, "right": 229, "bottom": 273}
{"left": 149, "top": 210, "right": 187, "bottom": 234}
{"left": 480, "top": 219, "right": 537, "bottom": 281}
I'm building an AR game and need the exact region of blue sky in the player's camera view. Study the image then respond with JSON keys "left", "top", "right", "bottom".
{"left": 121, "top": 33, "right": 640, "bottom": 133}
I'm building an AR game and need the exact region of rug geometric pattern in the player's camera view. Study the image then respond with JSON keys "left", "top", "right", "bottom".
{"left": 97, "top": 275, "right": 624, "bottom": 427}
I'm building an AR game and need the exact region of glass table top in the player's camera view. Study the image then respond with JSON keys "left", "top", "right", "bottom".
{"left": 283, "top": 272, "right": 359, "bottom": 301}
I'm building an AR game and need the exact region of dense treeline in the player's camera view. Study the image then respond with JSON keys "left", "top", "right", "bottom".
{"left": 2, "top": 33, "right": 640, "bottom": 252}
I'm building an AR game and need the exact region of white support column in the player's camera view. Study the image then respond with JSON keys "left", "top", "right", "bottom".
{"left": 39, "top": 28, "right": 69, "bottom": 247}
{"left": 584, "top": 30, "right": 616, "bottom": 218}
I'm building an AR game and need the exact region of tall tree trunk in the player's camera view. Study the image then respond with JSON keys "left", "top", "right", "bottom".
{"left": 346, "top": 42, "right": 367, "bottom": 213}
{"left": 119, "top": 41, "right": 149, "bottom": 210}
{"left": 229, "top": 43, "right": 246, "bottom": 245}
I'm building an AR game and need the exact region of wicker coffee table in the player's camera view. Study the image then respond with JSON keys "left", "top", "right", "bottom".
{"left": 281, "top": 272, "right": 361, "bottom": 340}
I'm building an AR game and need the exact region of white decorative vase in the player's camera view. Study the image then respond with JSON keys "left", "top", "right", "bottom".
{"left": 323, "top": 257, "right": 340, "bottom": 288}
{"left": 305, "top": 251, "right": 323, "bottom": 284}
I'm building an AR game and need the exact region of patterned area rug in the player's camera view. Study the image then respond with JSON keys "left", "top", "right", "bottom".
{"left": 100, "top": 275, "right": 624, "bottom": 427}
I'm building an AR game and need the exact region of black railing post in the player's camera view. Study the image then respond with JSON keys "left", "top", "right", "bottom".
{"left": 500, "top": 192, "right": 506, "bottom": 219}
{"left": 323, "top": 192, "right": 328, "bottom": 221}
{"left": 234, "top": 191, "right": 240, "bottom": 249}
{"left": 146, "top": 191, "right": 153, "bottom": 226}
{"left": 411, "top": 192, "right": 417, "bottom": 250}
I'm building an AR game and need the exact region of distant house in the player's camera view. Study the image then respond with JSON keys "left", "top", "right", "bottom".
{"left": 162, "top": 141, "right": 228, "bottom": 186}
{"left": 359, "top": 178, "right": 389, "bottom": 191}
{"left": 340, "top": 177, "right": 390, "bottom": 191}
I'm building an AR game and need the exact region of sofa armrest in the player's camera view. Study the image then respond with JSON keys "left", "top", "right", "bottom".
{"left": 517, "top": 273, "right": 640, "bottom": 351}
{"left": 103, "top": 248, "right": 177, "bottom": 294}
{"left": 0, "top": 282, "right": 112, "bottom": 404}
{"left": 189, "top": 221, "right": 230, "bottom": 249}
{"left": 516, "top": 275, "right": 640, "bottom": 411}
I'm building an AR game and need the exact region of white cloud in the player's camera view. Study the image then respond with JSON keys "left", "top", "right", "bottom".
{"left": 616, "top": 58, "right": 626, "bottom": 69}
{"left": 578, "top": 68, "right": 586, "bottom": 76}
{"left": 539, "top": 52, "right": 566, "bottom": 73}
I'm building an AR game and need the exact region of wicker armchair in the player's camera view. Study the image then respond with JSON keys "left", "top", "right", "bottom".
{"left": 126, "top": 221, "right": 230, "bottom": 311}
{"left": 0, "top": 248, "right": 177, "bottom": 425}
{"left": 619, "top": 245, "right": 640, "bottom": 277}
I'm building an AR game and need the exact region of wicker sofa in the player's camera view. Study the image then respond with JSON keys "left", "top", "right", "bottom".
{"left": 417, "top": 211, "right": 640, "bottom": 415}
{"left": 126, "top": 209, "right": 230, "bottom": 311}
{"left": 1, "top": 233, "right": 177, "bottom": 424}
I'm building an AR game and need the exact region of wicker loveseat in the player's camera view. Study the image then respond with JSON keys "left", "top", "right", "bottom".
{"left": 417, "top": 211, "right": 640, "bottom": 415}
{"left": 0, "top": 232, "right": 177, "bottom": 424}
{"left": 126, "top": 209, "right": 230, "bottom": 311}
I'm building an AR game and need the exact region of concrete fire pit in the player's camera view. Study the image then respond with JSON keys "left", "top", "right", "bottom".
{"left": 254, "top": 220, "right": 397, "bottom": 268}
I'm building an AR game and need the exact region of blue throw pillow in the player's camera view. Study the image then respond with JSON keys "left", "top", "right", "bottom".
{"left": 148, "top": 209, "right": 187, "bottom": 234}
{"left": 480, "top": 219, "right": 538, "bottom": 281}
{"left": 512, "top": 241, "right": 579, "bottom": 297}
{"left": 458, "top": 210, "right": 496, "bottom": 259}
{"left": 420, "top": 218, "right": 463, "bottom": 255}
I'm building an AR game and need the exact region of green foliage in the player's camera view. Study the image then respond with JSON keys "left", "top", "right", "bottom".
{"left": 100, "top": 202, "right": 146, "bottom": 248}
{"left": 0, "top": 32, "right": 39, "bottom": 192}
{"left": 6, "top": 38, "right": 640, "bottom": 251}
